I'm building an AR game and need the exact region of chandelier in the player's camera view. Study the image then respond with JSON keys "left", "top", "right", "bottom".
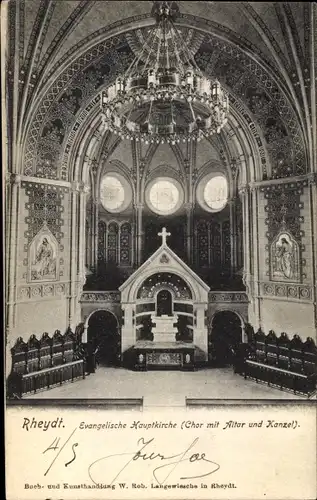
{"left": 101, "top": 1, "right": 229, "bottom": 144}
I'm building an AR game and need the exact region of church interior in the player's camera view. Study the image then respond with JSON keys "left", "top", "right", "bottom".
{"left": 4, "top": 1, "right": 317, "bottom": 404}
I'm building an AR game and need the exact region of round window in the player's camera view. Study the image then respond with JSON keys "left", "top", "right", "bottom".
{"left": 146, "top": 178, "right": 183, "bottom": 215}
{"left": 100, "top": 174, "right": 130, "bottom": 212}
{"left": 197, "top": 174, "right": 228, "bottom": 212}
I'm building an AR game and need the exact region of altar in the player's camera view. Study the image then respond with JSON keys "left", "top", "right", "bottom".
{"left": 132, "top": 341, "right": 195, "bottom": 371}
{"left": 119, "top": 227, "right": 210, "bottom": 369}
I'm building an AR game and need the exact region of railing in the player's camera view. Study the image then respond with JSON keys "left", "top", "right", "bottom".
{"left": 209, "top": 291, "right": 249, "bottom": 303}
{"left": 80, "top": 291, "right": 121, "bottom": 302}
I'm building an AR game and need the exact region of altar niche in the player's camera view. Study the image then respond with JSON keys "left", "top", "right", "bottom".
{"left": 156, "top": 289, "right": 173, "bottom": 316}
{"left": 119, "top": 227, "right": 210, "bottom": 366}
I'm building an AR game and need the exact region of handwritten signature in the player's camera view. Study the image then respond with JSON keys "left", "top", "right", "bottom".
{"left": 88, "top": 436, "right": 220, "bottom": 485}
{"left": 42, "top": 430, "right": 220, "bottom": 486}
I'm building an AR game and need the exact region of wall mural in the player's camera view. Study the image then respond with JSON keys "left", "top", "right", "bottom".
{"left": 270, "top": 232, "right": 299, "bottom": 282}
{"left": 28, "top": 226, "right": 58, "bottom": 282}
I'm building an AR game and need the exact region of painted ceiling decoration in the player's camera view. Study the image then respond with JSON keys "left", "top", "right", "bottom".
{"left": 6, "top": 1, "right": 315, "bottom": 185}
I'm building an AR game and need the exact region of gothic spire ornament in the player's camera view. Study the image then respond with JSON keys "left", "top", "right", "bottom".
{"left": 101, "top": 1, "right": 228, "bottom": 144}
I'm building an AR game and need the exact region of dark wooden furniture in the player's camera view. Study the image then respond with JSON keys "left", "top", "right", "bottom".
{"left": 244, "top": 360, "right": 316, "bottom": 396}
{"left": 235, "top": 328, "right": 317, "bottom": 396}
{"left": 7, "top": 329, "right": 85, "bottom": 398}
{"left": 9, "top": 360, "right": 85, "bottom": 398}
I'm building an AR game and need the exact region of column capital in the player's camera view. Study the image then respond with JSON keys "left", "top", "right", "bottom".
{"left": 71, "top": 181, "right": 90, "bottom": 193}
{"left": 71, "top": 181, "right": 82, "bottom": 193}
{"left": 307, "top": 173, "right": 317, "bottom": 186}
{"left": 6, "top": 173, "right": 22, "bottom": 186}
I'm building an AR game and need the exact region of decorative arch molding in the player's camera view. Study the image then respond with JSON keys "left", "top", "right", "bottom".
{"left": 210, "top": 309, "right": 246, "bottom": 328}
{"left": 20, "top": 15, "right": 308, "bottom": 183}
{"left": 83, "top": 308, "right": 120, "bottom": 329}
{"left": 208, "top": 309, "right": 247, "bottom": 342}
{"left": 124, "top": 266, "right": 203, "bottom": 305}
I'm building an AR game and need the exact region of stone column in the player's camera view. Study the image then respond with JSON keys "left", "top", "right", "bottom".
{"left": 239, "top": 184, "right": 255, "bottom": 322}
{"left": 250, "top": 185, "right": 261, "bottom": 327}
{"left": 68, "top": 182, "right": 81, "bottom": 330}
{"left": 5, "top": 174, "right": 21, "bottom": 376}
{"left": 229, "top": 198, "right": 238, "bottom": 275}
{"left": 239, "top": 185, "right": 250, "bottom": 280}
{"left": 184, "top": 203, "right": 194, "bottom": 265}
{"left": 309, "top": 174, "right": 317, "bottom": 334}
{"left": 121, "top": 304, "right": 135, "bottom": 352}
{"left": 74, "top": 183, "right": 90, "bottom": 328}
{"left": 135, "top": 203, "right": 144, "bottom": 266}
{"left": 92, "top": 199, "right": 99, "bottom": 271}
{"left": 82, "top": 323, "right": 88, "bottom": 343}
{"left": 193, "top": 304, "right": 208, "bottom": 362}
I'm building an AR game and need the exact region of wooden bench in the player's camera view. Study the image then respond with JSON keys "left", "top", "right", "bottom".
{"left": 8, "top": 359, "right": 85, "bottom": 398}
{"left": 243, "top": 359, "right": 316, "bottom": 396}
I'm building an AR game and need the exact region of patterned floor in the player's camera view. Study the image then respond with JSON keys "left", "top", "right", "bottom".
{"left": 24, "top": 366, "right": 313, "bottom": 406}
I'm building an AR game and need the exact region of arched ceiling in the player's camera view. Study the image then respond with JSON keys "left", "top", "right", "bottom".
{"left": 20, "top": 1, "right": 310, "bottom": 80}
{"left": 5, "top": 1, "right": 316, "bottom": 183}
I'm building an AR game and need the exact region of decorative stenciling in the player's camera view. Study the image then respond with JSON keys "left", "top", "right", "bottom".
{"left": 23, "top": 182, "right": 66, "bottom": 244}
{"left": 262, "top": 182, "right": 305, "bottom": 282}
{"left": 80, "top": 291, "right": 121, "bottom": 302}
{"left": 263, "top": 185, "right": 304, "bottom": 241}
{"left": 28, "top": 225, "right": 59, "bottom": 282}
{"left": 24, "top": 38, "right": 131, "bottom": 178}
{"left": 262, "top": 282, "right": 312, "bottom": 301}
{"left": 17, "top": 282, "right": 69, "bottom": 301}
{"left": 208, "top": 292, "right": 248, "bottom": 303}
{"left": 22, "top": 20, "right": 307, "bottom": 182}
{"left": 22, "top": 182, "right": 67, "bottom": 284}
{"left": 270, "top": 232, "right": 300, "bottom": 282}
{"left": 196, "top": 35, "right": 306, "bottom": 177}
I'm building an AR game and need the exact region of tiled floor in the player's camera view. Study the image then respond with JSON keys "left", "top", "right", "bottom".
{"left": 25, "top": 366, "right": 312, "bottom": 406}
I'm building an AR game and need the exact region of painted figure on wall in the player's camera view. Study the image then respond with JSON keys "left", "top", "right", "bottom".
{"left": 275, "top": 237, "right": 293, "bottom": 278}
{"left": 29, "top": 228, "right": 58, "bottom": 281}
{"left": 271, "top": 232, "right": 299, "bottom": 282}
{"left": 32, "top": 237, "right": 56, "bottom": 280}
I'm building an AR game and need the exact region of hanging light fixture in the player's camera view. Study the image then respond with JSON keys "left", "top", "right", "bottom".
{"left": 101, "top": 1, "right": 229, "bottom": 144}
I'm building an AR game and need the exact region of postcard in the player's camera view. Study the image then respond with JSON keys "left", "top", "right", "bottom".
{"left": 4, "top": 1, "right": 317, "bottom": 499}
